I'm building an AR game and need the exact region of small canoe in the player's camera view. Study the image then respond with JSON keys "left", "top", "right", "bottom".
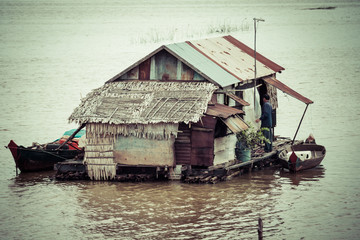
{"left": 278, "top": 143, "right": 326, "bottom": 172}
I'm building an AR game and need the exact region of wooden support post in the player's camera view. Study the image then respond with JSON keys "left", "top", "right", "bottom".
{"left": 292, "top": 104, "right": 309, "bottom": 145}
{"left": 258, "top": 217, "right": 263, "bottom": 240}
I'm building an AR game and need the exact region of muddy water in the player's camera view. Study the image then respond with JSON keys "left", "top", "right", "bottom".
{"left": 1, "top": 0, "right": 360, "bottom": 239}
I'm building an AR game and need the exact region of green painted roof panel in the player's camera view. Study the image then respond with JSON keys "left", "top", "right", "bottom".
{"left": 165, "top": 42, "right": 240, "bottom": 88}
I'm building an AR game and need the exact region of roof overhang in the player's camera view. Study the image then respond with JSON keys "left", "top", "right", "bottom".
{"left": 205, "top": 103, "right": 248, "bottom": 132}
{"left": 205, "top": 103, "right": 244, "bottom": 118}
{"left": 222, "top": 115, "right": 249, "bottom": 133}
{"left": 263, "top": 76, "right": 313, "bottom": 104}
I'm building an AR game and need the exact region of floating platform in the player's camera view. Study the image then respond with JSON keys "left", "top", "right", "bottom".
{"left": 54, "top": 138, "right": 298, "bottom": 183}
{"left": 182, "top": 138, "right": 299, "bottom": 184}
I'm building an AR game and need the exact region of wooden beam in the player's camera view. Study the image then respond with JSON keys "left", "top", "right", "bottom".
{"left": 56, "top": 123, "right": 86, "bottom": 150}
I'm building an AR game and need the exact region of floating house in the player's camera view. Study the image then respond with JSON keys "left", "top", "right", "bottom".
{"left": 69, "top": 35, "right": 312, "bottom": 180}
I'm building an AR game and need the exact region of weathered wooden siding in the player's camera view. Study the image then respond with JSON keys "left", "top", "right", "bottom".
{"left": 119, "top": 66, "right": 139, "bottom": 80}
{"left": 191, "top": 129, "right": 214, "bottom": 166}
{"left": 174, "top": 116, "right": 216, "bottom": 167}
{"left": 118, "top": 50, "right": 205, "bottom": 81}
{"left": 113, "top": 135, "right": 175, "bottom": 166}
{"left": 139, "top": 58, "right": 151, "bottom": 80}
{"left": 181, "top": 63, "right": 194, "bottom": 80}
{"left": 155, "top": 50, "right": 177, "bottom": 80}
{"left": 174, "top": 123, "right": 191, "bottom": 165}
{"left": 191, "top": 116, "right": 216, "bottom": 166}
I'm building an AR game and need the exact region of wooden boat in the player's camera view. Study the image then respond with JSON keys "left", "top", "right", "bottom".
{"left": 6, "top": 125, "right": 85, "bottom": 172}
{"left": 277, "top": 143, "right": 326, "bottom": 172}
{"left": 7, "top": 140, "right": 84, "bottom": 172}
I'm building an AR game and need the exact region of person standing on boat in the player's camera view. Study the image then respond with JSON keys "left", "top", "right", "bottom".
{"left": 256, "top": 94, "right": 272, "bottom": 152}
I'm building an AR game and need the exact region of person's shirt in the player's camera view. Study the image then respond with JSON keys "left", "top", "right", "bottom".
{"left": 260, "top": 101, "right": 272, "bottom": 128}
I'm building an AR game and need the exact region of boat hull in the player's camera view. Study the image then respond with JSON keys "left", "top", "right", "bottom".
{"left": 7, "top": 140, "right": 84, "bottom": 172}
{"left": 278, "top": 143, "right": 326, "bottom": 172}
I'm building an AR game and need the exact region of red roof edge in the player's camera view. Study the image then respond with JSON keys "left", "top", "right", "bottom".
{"left": 263, "top": 76, "right": 313, "bottom": 104}
{"left": 223, "top": 35, "right": 285, "bottom": 73}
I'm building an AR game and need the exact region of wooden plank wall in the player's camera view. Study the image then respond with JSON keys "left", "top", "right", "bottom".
{"left": 174, "top": 116, "right": 216, "bottom": 167}
{"left": 190, "top": 116, "right": 216, "bottom": 167}
{"left": 174, "top": 123, "right": 192, "bottom": 165}
{"left": 120, "top": 50, "right": 206, "bottom": 81}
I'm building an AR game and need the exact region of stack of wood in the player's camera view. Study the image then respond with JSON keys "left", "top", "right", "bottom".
{"left": 55, "top": 171, "right": 89, "bottom": 181}
{"left": 113, "top": 174, "right": 157, "bottom": 182}
{"left": 55, "top": 160, "right": 89, "bottom": 181}
{"left": 182, "top": 169, "right": 244, "bottom": 184}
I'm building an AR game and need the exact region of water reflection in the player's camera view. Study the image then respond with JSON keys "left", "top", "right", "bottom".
{"left": 15, "top": 170, "right": 54, "bottom": 180}
{"left": 58, "top": 174, "right": 288, "bottom": 239}
{"left": 2, "top": 163, "right": 330, "bottom": 239}
{"left": 3, "top": 162, "right": 327, "bottom": 239}
{"left": 279, "top": 166, "right": 325, "bottom": 186}
{"left": 9, "top": 170, "right": 55, "bottom": 188}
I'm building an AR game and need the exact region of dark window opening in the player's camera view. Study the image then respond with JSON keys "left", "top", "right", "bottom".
{"left": 224, "top": 94, "right": 230, "bottom": 106}
{"left": 214, "top": 118, "right": 228, "bottom": 138}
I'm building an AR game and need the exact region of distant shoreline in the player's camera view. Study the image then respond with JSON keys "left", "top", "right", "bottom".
{"left": 303, "top": 6, "right": 337, "bottom": 10}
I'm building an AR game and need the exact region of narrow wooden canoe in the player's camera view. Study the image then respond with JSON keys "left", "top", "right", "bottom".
{"left": 278, "top": 143, "right": 326, "bottom": 172}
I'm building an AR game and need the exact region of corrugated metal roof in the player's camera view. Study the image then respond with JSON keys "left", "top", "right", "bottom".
{"left": 223, "top": 36, "right": 285, "bottom": 73}
{"left": 188, "top": 36, "right": 283, "bottom": 82}
{"left": 107, "top": 35, "right": 284, "bottom": 88}
{"left": 223, "top": 116, "right": 249, "bottom": 133}
{"left": 165, "top": 43, "right": 240, "bottom": 87}
{"left": 205, "top": 103, "right": 244, "bottom": 118}
{"left": 263, "top": 76, "right": 313, "bottom": 104}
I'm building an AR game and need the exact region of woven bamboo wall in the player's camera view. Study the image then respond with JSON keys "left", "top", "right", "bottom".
{"left": 85, "top": 132, "right": 116, "bottom": 180}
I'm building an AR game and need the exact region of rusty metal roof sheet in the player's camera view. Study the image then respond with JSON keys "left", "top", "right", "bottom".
{"left": 223, "top": 35, "right": 285, "bottom": 73}
{"left": 263, "top": 76, "right": 313, "bottom": 104}
{"left": 165, "top": 43, "right": 240, "bottom": 87}
{"left": 223, "top": 115, "right": 249, "bottom": 133}
{"left": 188, "top": 36, "right": 284, "bottom": 82}
{"left": 205, "top": 103, "right": 244, "bottom": 118}
{"left": 107, "top": 35, "right": 284, "bottom": 88}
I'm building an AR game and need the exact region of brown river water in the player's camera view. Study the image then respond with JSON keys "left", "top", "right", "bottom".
{"left": 1, "top": 0, "right": 359, "bottom": 239}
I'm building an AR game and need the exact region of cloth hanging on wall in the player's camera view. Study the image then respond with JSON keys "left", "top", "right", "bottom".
{"left": 265, "top": 81, "right": 278, "bottom": 109}
{"left": 243, "top": 88, "right": 261, "bottom": 129}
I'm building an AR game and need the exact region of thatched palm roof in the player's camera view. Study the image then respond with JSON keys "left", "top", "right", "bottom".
{"left": 69, "top": 81, "right": 218, "bottom": 125}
